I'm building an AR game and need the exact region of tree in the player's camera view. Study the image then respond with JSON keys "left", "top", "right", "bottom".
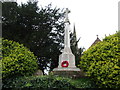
{"left": 70, "top": 24, "right": 84, "bottom": 67}
{"left": 78, "top": 31, "right": 120, "bottom": 88}
{"left": 2, "top": 1, "right": 65, "bottom": 74}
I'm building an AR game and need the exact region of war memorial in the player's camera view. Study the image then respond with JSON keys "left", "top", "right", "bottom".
{"left": 53, "top": 8, "right": 83, "bottom": 77}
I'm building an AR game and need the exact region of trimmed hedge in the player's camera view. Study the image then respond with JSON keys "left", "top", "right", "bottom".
{"left": 79, "top": 31, "right": 120, "bottom": 88}
{"left": 2, "top": 75, "right": 75, "bottom": 89}
{"left": 2, "top": 39, "right": 38, "bottom": 79}
{"left": 2, "top": 75, "right": 95, "bottom": 88}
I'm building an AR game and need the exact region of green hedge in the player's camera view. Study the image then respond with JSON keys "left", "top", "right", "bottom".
{"left": 2, "top": 39, "right": 38, "bottom": 79}
{"left": 3, "top": 75, "right": 75, "bottom": 89}
{"left": 79, "top": 31, "right": 120, "bottom": 88}
{"left": 2, "top": 75, "right": 95, "bottom": 88}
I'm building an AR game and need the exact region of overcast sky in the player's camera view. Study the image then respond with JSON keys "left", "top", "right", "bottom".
{"left": 17, "top": 0, "right": 119, "bottom": 50}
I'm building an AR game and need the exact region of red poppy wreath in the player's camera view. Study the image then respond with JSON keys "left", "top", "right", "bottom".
{"left": 61, "top": 61, "right": 69, "bottom": 67}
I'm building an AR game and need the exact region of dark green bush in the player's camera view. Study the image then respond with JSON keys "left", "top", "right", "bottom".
{"left": 79, "top": 31, "right": 120, "bottom": 88}
{"left": 3, "top": 75, "right": 96, "bottom": 88}
{"left": 2, "top": 75, "right": 76, "bottom": 89}
{"left": 2, "top": 39, "right": 38, "bottom": 79}
{"left": 71, "top": 77, "right": 96, "bottom": 88}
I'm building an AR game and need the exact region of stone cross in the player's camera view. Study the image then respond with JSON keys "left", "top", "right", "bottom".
{"left": 53, "top": 8, "right": 80, "bottom": 72}
{"left": 64, "top": 8, "right": 70, "bottom": 23}
{"left": 64, "top": 8, "right": 71, "bottom": 48}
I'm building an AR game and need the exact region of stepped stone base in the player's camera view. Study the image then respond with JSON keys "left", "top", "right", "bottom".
{"left": 52, "top": 68, "right": 85, "bottom": 78}
{"left": 53, "top": 67, "right": 80, "bottom": 71}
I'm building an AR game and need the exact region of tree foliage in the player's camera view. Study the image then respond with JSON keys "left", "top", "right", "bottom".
{"left": 79, "top": 31, "right": 120, "bottom": 88}
{"left": 2, "top": 39, "right": 38, "bottom": 79}
{"left": 70, "top": 26, "right": 84, "bottom": 67}
{"left": 2, "top": 1, "right": 65, "bottom": 74}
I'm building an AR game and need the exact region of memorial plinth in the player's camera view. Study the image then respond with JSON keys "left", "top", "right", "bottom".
{"left": 53, "top": 8, "right": 81, "bottom": 77}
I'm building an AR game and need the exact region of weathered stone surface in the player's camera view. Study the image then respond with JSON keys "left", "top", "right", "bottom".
{"left": 34, "top": 70, "right": 43, "bottom": 76}
{"left": 52, "top": 70, "right": 86, "bottom": 78}
{"left": 53, "top": 67, "right": 80, "bottom": 71}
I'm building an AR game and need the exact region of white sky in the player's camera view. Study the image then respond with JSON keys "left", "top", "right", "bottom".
{"left": 17, "top": 0, "right": 119, "bottom": 50}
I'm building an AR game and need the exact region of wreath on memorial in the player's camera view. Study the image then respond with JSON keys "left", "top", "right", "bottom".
{"left": 61, "top": 61, "right": 69, "bottom": 67}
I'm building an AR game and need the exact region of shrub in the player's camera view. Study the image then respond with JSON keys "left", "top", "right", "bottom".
{"left": 79, "top": 31, "right": 120, "bottom": 88}
{"left": 2, "top": 39, "right": 38, "bottom": 79}
{"left": 71, "top": 77, "right": 96, "bottom": 88}
{"left": 2, "top": 75, "right": 76, "bottom": 89}
{"left": 3, "top": 74, "right": 97, "bottom": 88}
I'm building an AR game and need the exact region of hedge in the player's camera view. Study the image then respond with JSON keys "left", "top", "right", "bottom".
{"left": 2, "top": 75, "right": 75, "bottom": 89}
{"left": 2, "top": 75, "right": 96, "bottom": 88}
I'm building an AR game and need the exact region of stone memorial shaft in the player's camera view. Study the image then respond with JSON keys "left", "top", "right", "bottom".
{"left": 53, "top": 8, "right": 80, "bottom": 71}
{"left": 64, "top": 8, "right": 70, "bottom": 48}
